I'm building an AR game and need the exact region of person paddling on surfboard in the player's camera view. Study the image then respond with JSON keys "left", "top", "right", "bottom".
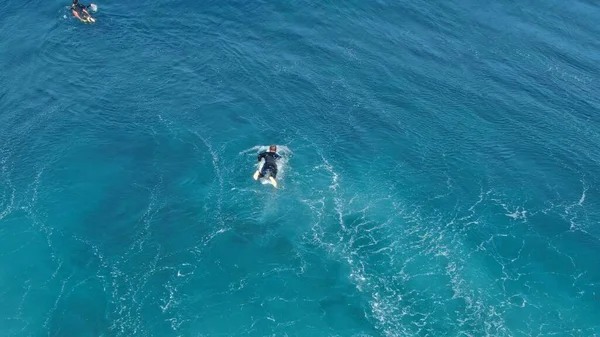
{"left": 253, "top": 145, "right": 280, "bottom": 188}
{"left": 71, "top": 0, "right": 95, "bottom": 23}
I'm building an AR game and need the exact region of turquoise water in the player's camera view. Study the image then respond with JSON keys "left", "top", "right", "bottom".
{"left": 1, "top": 0, "right": 600, "bottom": 335}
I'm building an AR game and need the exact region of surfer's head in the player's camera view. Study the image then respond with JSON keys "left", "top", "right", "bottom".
{"left": 269, "top": 145, "right": 277, "bottom": 152}
{"left": 73, "top": 0, "right": 79, "bottom": 4}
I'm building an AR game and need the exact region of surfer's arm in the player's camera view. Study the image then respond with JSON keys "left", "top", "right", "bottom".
{"left": 257, "top": 152, "right": 265, "bottom": 162}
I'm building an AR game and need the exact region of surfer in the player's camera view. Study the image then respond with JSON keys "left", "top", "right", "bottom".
{"left": 71, "top": 0, "right": 95, "bottom": 23}
{"left": 253, "top": 145, "right": 280, "bottom": 188}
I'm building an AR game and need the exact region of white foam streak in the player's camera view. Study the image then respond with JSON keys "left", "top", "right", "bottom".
{"left": 302, "top": 166, "right": 534, "bottom": 336}
{"left": 577, "top": 181, "right": 587, "bottom": 206}
{"left": 0, "top": 154, "right": 16, "bottom": 221}
{"left": 195, "top": 132, "right": 226, "bottom": 227}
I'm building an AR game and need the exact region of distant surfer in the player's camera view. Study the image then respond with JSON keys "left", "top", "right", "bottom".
{"left": 71, "top": 0, "right": 96, "bottom": 23}
{"left": 253, "top": 145, "right": 280, "bottom": 188}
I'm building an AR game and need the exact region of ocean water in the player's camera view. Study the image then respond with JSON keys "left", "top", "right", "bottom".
{"left": 1, "top": 0, "right": 600, "bottom": 336}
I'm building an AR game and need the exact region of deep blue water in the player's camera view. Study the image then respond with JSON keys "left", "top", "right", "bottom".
{"left": 1, "top": 0, "right": 600, "bottom": 336}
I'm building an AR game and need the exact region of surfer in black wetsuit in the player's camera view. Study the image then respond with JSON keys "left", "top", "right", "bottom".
{"left": 253, "top": 145, "right": 280, "bottom": 188}
{"left": 71, "top": 0, "right": 95, "bottom": 22}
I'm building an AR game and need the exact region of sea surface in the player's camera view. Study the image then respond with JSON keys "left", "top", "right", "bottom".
{"left": 1, "top": 0, "right": 600, "bottom": 336}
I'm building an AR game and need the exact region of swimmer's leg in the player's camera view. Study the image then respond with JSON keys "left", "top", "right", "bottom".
{"left": 269, "top": 176, "right": 278, "bottom": 188}
{"left": 73, "top": 10, "right": 84, "bottom": 21}
{"left": 254, "top": 168, "right": 267, "bottom": 180}
{"left": 267, "top": 166, "right": 278, "bottom": 188}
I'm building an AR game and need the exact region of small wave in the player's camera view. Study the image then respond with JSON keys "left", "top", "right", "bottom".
{"left": 238, "top": 144, "right": 293, "bottom": 156}
{"left": 577, "top": 180, "right": 588, "bottom": 206}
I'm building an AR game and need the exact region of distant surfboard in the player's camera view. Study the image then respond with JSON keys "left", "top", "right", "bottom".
{"left": 72, "top": 3, "right": 97, "bottom": 23}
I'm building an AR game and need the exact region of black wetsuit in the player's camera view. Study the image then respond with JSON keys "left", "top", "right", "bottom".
{"left": 71, "top": 1, "right": 91, "bottom": 15}
{"left": 257, "top": 151, "right": 280, "bottom": 178}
